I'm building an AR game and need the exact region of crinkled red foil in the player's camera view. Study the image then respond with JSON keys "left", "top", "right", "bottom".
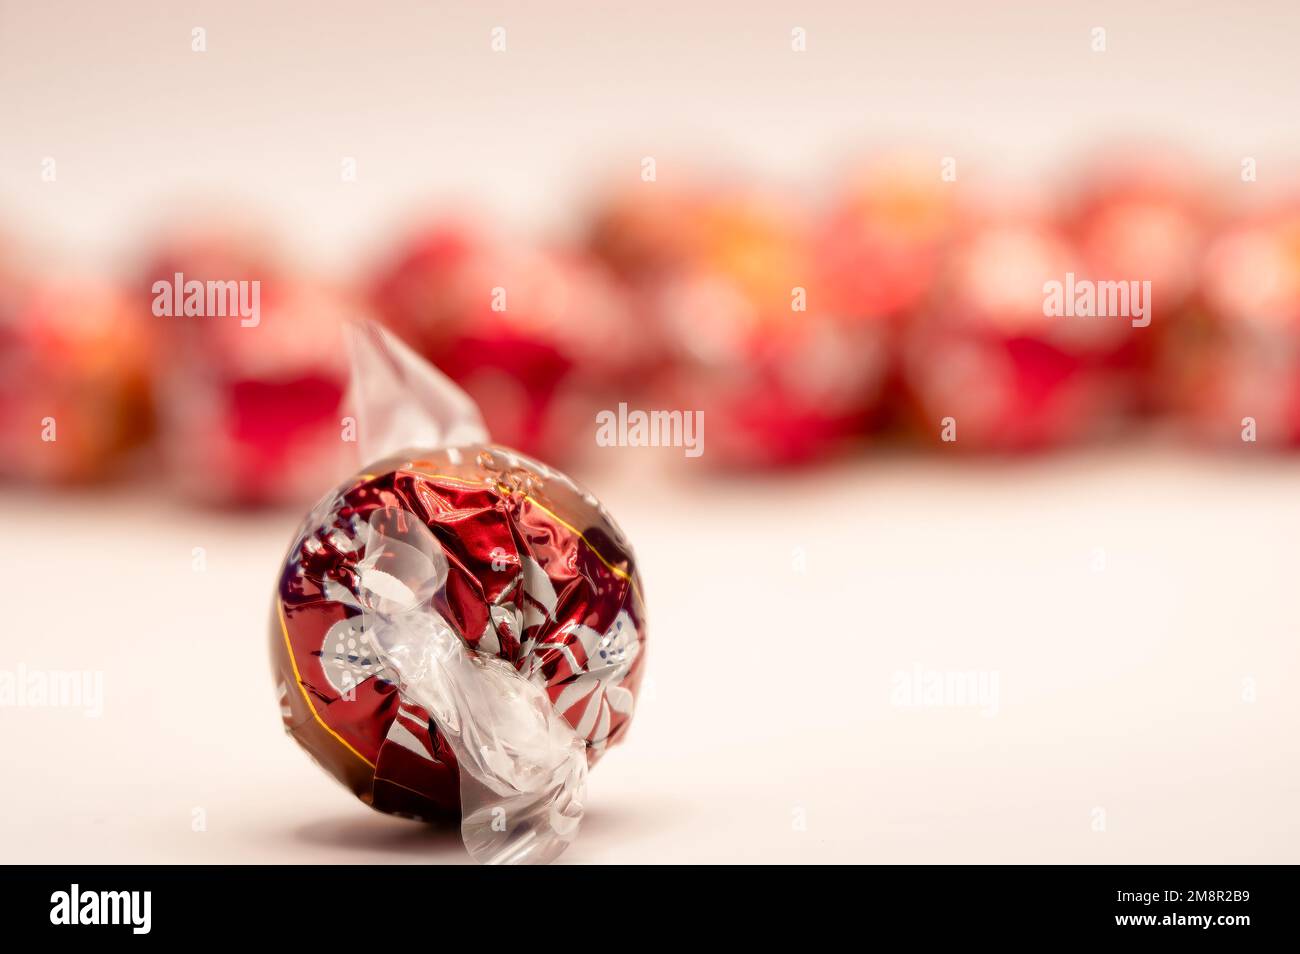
{"left": 272, "top": 445, "right": 646, "bottom": 820}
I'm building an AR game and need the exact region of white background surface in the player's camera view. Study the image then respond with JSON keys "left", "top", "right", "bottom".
{"left": 4, "top": 448, "right": 1298, "bottom": 863}
{"left": 3, "top": 1, "right": 1299, "bottom": 274}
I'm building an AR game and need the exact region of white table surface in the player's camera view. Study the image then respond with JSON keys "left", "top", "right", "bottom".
{"left": 4, "top": 446, "right": 1297, "bottom": 864}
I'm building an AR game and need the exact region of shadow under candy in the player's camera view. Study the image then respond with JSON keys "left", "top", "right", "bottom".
{"left": 288, "top": 811, "right": 468, "bottom": 862}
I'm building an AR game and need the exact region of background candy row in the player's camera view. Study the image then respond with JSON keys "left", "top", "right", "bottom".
{"left": 2, "top": 148, "right": 1297, "bottom": 507}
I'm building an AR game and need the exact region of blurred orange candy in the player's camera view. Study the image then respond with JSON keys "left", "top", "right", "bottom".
{"left": 586, "top": 184, "right": 707, "bottom": 285}
{"left": 0, "top": 281, "right": 155, "bottom": 483}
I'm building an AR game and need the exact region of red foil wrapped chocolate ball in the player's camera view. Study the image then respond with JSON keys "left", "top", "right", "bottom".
{"left": 273, "top": 445, "right": 645, "bottom": 820}
{"left": 271, "top": 325, "right": 645, "bottom": 863}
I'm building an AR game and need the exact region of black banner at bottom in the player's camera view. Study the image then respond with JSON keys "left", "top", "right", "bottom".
{"left": 0, "top": 864, "right": 1289, "bottom": 941}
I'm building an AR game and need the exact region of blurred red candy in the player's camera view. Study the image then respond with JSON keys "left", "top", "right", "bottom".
{"left": 142, "top": 219, "right": 284, "bottom": 292}
{"left": 151, "top": 273, "right": 352, "bottom": 506}
{"left": 1164, "top": 207, "right": 1300, "bottom": 446}
{"left": 818, "top": 155, "right": 956, "bottom": 324}
{"left": 1062, "top": 153, "right": 1216, "bottom": 416}
{"left": 1062, "top": 152, "right": 1213, "bottom": 315}
{"left": 644, "top": 192, "right": 891, "bottom": 467}
{"left": 138, "top": 224, "right": 352, "bottom": 506}
{"left": 0, "top": 236, "right": 26, "bottom": 325}
{"left": 371, "top": 225, "right": 647, "bottom": 464}
{"left": 0, "top": 281, "right": 154, "bottom": 483}
{"left": 902, "top": 213, "right": 1140, "bottom": 451}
